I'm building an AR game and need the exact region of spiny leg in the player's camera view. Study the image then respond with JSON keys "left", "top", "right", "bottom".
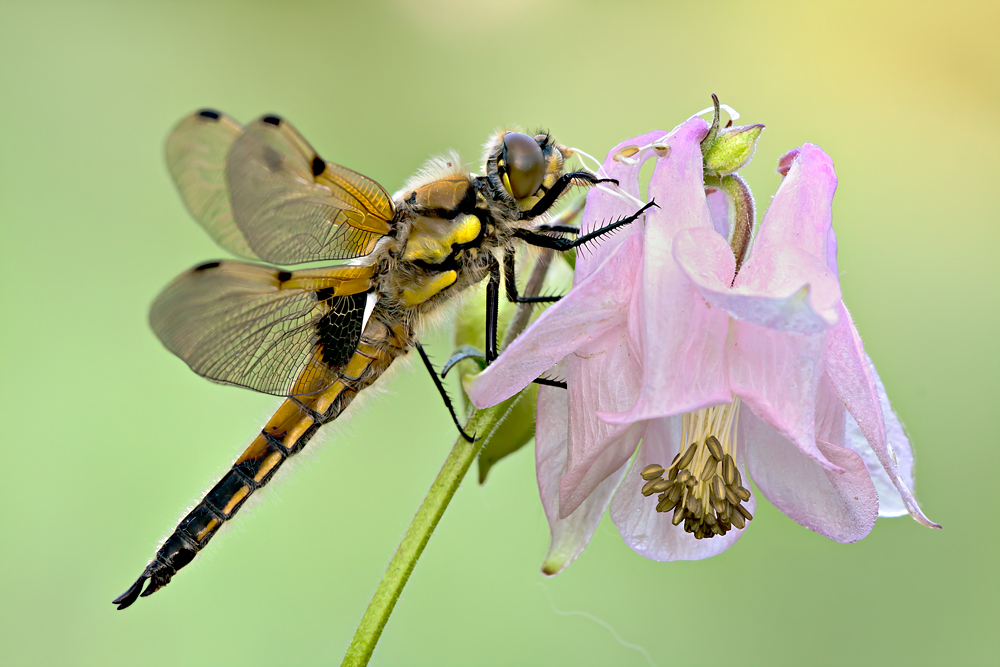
{"left": 485, "top": 255, "right": 501, "bottom": 365}
{"left": 519, "top": 171, "right": 618, "bottom": 220}
{"left": 503, "top": 249, "right": 561, "bottom": 305}
{"left": 514, "top": 199, "right": 658, "bottom": 252}
{"left": 415, "top": 342, "right": 475, "bottom": 442}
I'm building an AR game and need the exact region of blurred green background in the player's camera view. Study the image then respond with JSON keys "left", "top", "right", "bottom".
{"left": 1, "top": 1, "right": 997, "bottom": 665}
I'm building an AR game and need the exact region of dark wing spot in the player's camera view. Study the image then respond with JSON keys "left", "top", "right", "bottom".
{"left": 311, "top": 156, "right": 325, "bottom": 177}
{"left": 315, "top": 291, "right": 367, "bottom": 369}
{"left": 197, "top": 109, "right": 221, "bottom": 120}
{"left": 277, "top": 271, "right": 292, "bottom": 282}
{"left": 263, "top": 146, "right": 283, "bottom": 171}
{"left": 193, "top": 261, "right": 221, "bottom": 272}
{"left": 262, "top": 115, "right": 282, "bottom": 126}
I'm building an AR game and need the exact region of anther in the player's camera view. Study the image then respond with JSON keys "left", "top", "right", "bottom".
{"left": 706, "top": 435, "right": 724, "bottom": 460}
{"left": 613, "top": 145, "right": 641, "bottom": 162}
{"left": 642, "top": 478, "right": 669, "bottom": 496}
{"left": 672, "top": 506, "right": 686, "bottom": 526}
{"left": 735, "top": 486, "right": 751, "bottom": 502}
{"left": 677, "top": 445, "right": 698, "bottom": 469}
{"left": 701, "top": 458, "right": 718, "bottom": 479}
{"left": 711, "top": 476, "right": 726, "bottom": 503}
{"left": 731, "top": 511, "right": 745, "bottom": 530}
{"left": 667, "top": 484, "right": 683, "bottom": 503}
{"left": 640, "top": 464, "right": 665, "bottom": 480}
{"left": 657, "top": 496, "right": 678, "bottom": 513}
{"left": 722, "top": 455, "right": 736, "bottom": 485}
{"left": 735, "top": 504, "right": 753, "bottom": 521}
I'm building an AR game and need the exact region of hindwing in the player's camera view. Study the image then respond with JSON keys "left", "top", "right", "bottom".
{"left": 150, "top": 261, "right": 376, "bottom": 396}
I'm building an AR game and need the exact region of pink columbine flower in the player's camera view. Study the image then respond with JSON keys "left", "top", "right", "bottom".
{"left": 467, "top": 115, "right": 938, "bottom": 572}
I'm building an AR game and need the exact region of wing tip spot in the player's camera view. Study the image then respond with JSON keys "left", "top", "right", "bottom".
{"left": 277, "top": 271, "right": 292, "bottom": 282}
{"left": 197, "top": 109, "right": 221, "bottom": 120}
{"left": 193, "top": 261, "right": 221, "bottom": 272}
{"left": 262, "top": 115, "right": 282, "bottom": 126}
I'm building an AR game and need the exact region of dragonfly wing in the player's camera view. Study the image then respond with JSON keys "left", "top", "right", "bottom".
{"left": 150, "top": 260, "right": 376, "bottom": 396}
{"left": 165, "top": 110, "right": 259, "bottom": 259}
{"left": 226, "top": 115, "right": 394, "bottom": 264}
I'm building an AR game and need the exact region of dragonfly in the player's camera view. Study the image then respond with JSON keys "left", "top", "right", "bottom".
{"left": 113, "top": 109, "right": 653, "bottom": 609}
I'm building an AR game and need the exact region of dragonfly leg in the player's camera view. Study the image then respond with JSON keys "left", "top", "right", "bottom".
{"left": 416, "top": 342, "right": 475, "bottom": 442}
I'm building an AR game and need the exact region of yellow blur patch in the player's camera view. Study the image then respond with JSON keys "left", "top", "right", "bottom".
{"left": 401, "top": 271, "right": 457, "bottom": 306}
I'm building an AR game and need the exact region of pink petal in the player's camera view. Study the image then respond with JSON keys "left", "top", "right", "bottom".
{"left": 743, "top": 377, "right": 879, "bottom": 543}
{"left": 825, "top": 303, "right": 939, "bottom": 527}
{"left": 731, "top": 144, "right": 841, "bottom": 328}
{"left": 466, "top": 232, "right": 641, "bottom": 409}
{"left": 559, "top": 421, "right": 645, "bottom": 519}
{"left": 536, "top": 382, "right": 628, "bottom": 575}
{"left": 576, "top": 131, "right": 667, "bottom": 280}
{"left": 674, "top": 227, "right": 839, "bottom": 334}
{"left": 557, "top": 325, "right": 643, "bottom": 518}
{"left": 728, "top": 320, "right": 837, "bottom": 469}
{"left": 599, "top": 117, "right": 732, "bottom": 424}
{"left": 609, "top": 416, "right": 753, "bottom": 561}
{"left": 706, "top": 188, "right": 731, "bottom": 239}
{"left": 748, "top": 143, "right": 840, "bottom": 274}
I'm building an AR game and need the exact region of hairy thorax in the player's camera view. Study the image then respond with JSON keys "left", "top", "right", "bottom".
{"left": 372, "top": 167, "right": 518, "bottom": 325}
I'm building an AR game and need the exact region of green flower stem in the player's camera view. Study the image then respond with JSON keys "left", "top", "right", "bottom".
{"left": 342, "top": 250, "right": 557, "bottom": 666}
{"left": 341, "top": 406, "right": 495, "bottom": 667}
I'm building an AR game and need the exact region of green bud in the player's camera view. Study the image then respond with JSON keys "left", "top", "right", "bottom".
{"left": 703, "top": 123, "right": 764, "bottom": 177}
{"left": 469, "top": 382, "right": 538, "bottom": 483}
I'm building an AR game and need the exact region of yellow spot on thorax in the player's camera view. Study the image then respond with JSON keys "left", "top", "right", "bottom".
{"left": 401, "top": 270, "right": 458, "bottom": 306}
{"left": 402, "top": 215, "right": 481, "bottom": 263}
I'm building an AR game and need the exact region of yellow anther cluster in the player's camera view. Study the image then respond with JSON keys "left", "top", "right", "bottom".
{"left": 639, "top": 402, "right": 752, "bottom": 539}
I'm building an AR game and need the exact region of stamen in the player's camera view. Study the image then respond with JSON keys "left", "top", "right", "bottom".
{"left": 639, "top": 400, "right": 752, "bottom": 539}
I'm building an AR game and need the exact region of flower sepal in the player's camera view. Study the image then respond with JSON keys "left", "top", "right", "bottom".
{"left": 700, "top": 94, "right": 764, "bottom": 178}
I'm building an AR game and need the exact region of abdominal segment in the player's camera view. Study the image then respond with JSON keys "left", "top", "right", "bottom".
{"left": 114, "top": 314, "right": 407, "bottom": 609}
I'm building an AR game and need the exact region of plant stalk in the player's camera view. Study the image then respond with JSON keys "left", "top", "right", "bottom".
{"left": 340, "top": 408, "right": 492, "bottom": 666}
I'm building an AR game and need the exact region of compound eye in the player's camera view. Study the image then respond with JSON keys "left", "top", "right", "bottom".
{"left": 501, "top": 132, "right": 545, "bottom": 200}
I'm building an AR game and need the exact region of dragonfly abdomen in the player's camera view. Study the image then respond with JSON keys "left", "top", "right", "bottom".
{"left": 114, "top": 317, "right": 407, "bottom": 610}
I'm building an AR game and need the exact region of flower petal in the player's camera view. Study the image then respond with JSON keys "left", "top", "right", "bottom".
{"left": 576, "top": 131, "right": 667, "bottom": 280}
{"left": 556, "top": 325, "right": 644, "bottom": 518}
{"left": 731, "top": 144, "right": 841, "bottom": 327}
{"left": 536, "top": 382, "right": 627, "bottom": 575}
{"left": 599, "top": 117, "right": 732, "bottom": 424}
{"left": 748, "top": 143, "right": 840, "bottom": 274}
{"left": 674, "top": 227, "right": 839, "bottom": 334}
{"left": 559, "top": 422, "right": 646, "bottom": 520}
{"left": 728, "top": 320, "right": 837, "bottom": 469}
{"left": 465, "top": 232, "right": 641, "bottom": 409}
{"left": 743, "top": 377, "right": 879, "bottom": 543}
{"left": 825, "top": 303, "right": 939, "bottom": 527}
{"left": 609, "top": 416, "right": 753, "bottom": 560}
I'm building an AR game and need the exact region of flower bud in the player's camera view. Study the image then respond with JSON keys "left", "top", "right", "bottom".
{"left": 703, "top": 123, "right": 765, "bottom": 177}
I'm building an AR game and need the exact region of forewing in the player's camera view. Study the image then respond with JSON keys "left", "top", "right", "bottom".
{"left": 165, "top": 110, "right": 259, "bottom": 259}
{"left": 150, "top": 260, "right": 376, "bottom": 396}
{"left": 226, "top": 115, "right": 394, "bottom": 264}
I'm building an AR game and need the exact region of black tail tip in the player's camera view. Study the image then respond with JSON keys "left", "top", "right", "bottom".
{"left": 112, "top": 573, "right": 149, "bottom": 610}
